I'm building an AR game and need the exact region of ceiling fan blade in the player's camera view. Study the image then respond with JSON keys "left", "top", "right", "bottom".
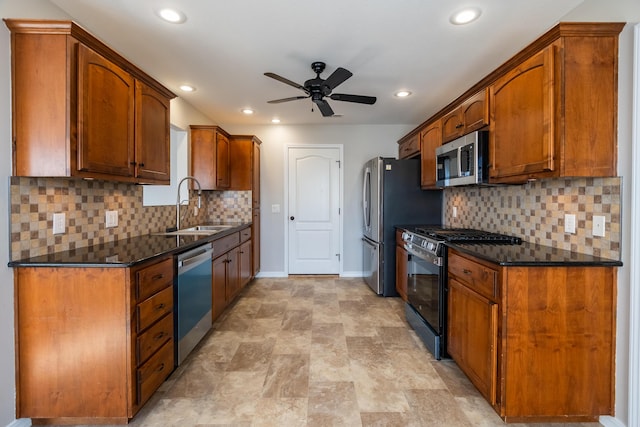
{"left": 330, "top": 93, "right": 377, "bottom": 105}
{"left": 264, "top": 72, "right": 308, "bottom": 92}
{"left": 313, "top": 99, "right": 334, "bottom": 117}
{"left": 267, "top": 96, "right": 309, "bottom": 104}
{"left": 323, "top": 67, "right": 352, "bottom": 90}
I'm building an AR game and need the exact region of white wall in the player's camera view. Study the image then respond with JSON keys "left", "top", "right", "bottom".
{"left": 221, "top": 124, "right": 411, "bottom": 275}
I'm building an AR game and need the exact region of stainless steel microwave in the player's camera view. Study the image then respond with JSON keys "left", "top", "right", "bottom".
{"left": 435, "top": 131, "right": 489, "bottom": 188}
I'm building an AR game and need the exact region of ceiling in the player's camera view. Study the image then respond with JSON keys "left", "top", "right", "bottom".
{"left": 49, "top": 0, "right": 585, "bottom": 127}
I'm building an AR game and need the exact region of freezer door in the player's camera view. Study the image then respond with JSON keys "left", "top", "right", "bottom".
{"left": 363, "top": 158, "right": 381, "bottom": 241}
{"left": 362, "top": 236, "right": 382, "bottom": 294}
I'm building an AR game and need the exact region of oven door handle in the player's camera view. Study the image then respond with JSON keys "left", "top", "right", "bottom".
{"left": 404, "top": 243, "right": 442, "bottom": 266}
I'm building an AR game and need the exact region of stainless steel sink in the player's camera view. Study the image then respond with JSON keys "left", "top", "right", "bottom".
{"left": 153, "top": 224, "right": 234, "bottom": 236}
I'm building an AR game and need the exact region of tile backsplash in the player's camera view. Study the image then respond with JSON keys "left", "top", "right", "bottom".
{"left": 443, "top": 177, "right": 621, "bottom": 260}
{"left": 9, "top": 177, "right": 251, "bottom": 261}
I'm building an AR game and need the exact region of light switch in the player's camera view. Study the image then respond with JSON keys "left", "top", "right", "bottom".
{"left": 53, "top": 213, "right": 65, "bottom": 234}
{"left": 593, "top": 215, "right": 606, "bottom": 237}
{"left": 564, "top": 214, "right": 576, "bottom": 234}
{"left": 271, "top": 204, "right": 280, "bottom": 213}
{"left": 106, "top": 210, "right": 118, "bottom": 228}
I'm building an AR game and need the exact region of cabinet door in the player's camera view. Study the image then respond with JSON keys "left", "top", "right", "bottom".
{"left": 252, "top": 210, "right": 260, "bottom": 276}
{"left": 226, "top": 247, "right": 240, "bottom": 300}
{"left": 252, "top": 142, "right": 261, "bottom": 209}
{"left": 441, "top": 109, "right": 463, "bottom": 143}
{"left": 395, "top": 244, "right": 408, "bottom": 301}
{"left": 239, "top": 240, "right": 252, "bottom": 287}
{"left": 448, "top": 278, "right": 498, "bottom": 405}
{"left": 77, "top": 44, "right": 135, "bottom": 178}
{"left": 191, "top": 128, "right": 216, "bottom": 189}
{"left": 398, "top": 133, "right": 420, "bottom": 159}
{"left": 212, "top": 255, "right": 227, "bottom": 321}
{"left": 135, "top": 80, "right": 170, "bottom": 183}
{"left": 489, "top": 46, "right": 555, "bottom": 181}
{"left": 216, "top": 133, "right": 231, "bottom": 188}
{"left": 461, "top": 89, "right": 489, "bottom": 134}
{"left": 420, "top": 122, "right": 441, "bottom": 189}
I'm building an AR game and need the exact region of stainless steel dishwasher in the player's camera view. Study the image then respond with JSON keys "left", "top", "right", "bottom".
{"left": 175, "top": 242, "right": 213, "bottom": 365}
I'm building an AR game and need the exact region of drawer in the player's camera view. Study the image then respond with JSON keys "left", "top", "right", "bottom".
{"left": 137, "top": 339, "right": 174, "bottom": 406}
{"left": 448, "top": 252, "right": 498, "bottom": 299}
{"left": 137, "top": 286, "right": 173, "bottom": 332}
{"left": 136, "top": 258, "right": 173, "bottom": 301}
{"left": 137, "top": 313, "right": 173, "bottom": 365}
{"left": 212, "top": 232, "right": 240, "bottom": 258}
{"left": 240, "top": 227, "right": 251, "bottom": 243}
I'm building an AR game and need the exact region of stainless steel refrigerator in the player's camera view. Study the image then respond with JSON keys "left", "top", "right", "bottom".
{"left": 362, "top": 157, "right": 442, "bottom": 296}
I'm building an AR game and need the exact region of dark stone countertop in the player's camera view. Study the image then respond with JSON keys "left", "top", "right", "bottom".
{"left": 8, "top": 222, "right": 251, "bottom": 268}
{"left": 446, "top": 241, "right": 623, "bottom": 267}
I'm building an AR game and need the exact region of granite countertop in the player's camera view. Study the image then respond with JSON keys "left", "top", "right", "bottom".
{"left": 447, "top": 241, "right": 623, "bottom": 267}
{"left": 8, "top": 222, "right": 251, "bottom": 268}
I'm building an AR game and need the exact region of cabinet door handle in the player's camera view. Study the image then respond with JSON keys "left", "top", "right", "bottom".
{"left": 455, "top": 123, "right": 464, "bottom": 129}
{"left": 139, "top": 162, "right": 145, "bottom": 167}
{"left": 463, "top": 269, "right": 472, "bottom": 275}
{"left": 152, "top": 273, "right": 164, "bottom": 281}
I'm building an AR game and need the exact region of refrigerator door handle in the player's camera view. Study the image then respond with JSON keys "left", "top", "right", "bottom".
{"left": 363, "top": 167, "right": 371, "bottom": 230}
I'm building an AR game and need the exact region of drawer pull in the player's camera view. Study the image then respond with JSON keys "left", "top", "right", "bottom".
{"left": 156, "top": 303, "right": 166, "bottom": 310}
{"left": 152, "top": 273, "right": 165, "bottom": 281}
{"left": 463, "top": 269, "right": 472, "bottom": 275}
{"left": 154, "top": 332, "right": 167, "bottom": 341}
{"left": 155, "top": 363, "right": 165, "bottom": 373}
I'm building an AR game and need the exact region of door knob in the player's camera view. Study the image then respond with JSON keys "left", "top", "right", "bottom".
{"left": 290, "top": 216, "right": 295, "bottom": 220}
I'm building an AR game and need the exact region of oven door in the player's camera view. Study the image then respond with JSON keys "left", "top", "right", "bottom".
{"left": 405, "top": 245, "right": 445, "bottom": 358}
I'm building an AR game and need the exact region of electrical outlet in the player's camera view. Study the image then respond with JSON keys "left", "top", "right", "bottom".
{"left": 593, "top": 215, "right": 606, "bottom": 237}
{"left": 564, "top": 214, "right": 576, "bottom": 234}
{"left": 452, "top": 206, "right": 458, "bottom": 218}
{"left": 53, "top": 213, "right": 65, "bottom": 234}
{"left": 105, "top": 210, "right": 118, "bottom": 228}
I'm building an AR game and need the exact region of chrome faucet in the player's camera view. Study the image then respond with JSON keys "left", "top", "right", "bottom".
{"left": 176, "top": 176, "right": 202, "bottom": 231}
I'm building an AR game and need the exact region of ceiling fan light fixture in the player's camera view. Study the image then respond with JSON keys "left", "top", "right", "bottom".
{"left": 156, "top": 7, "right": 187, "bottom": 24}
{"left": 450, "top": 8, "right": 481, "bottom": 25}
{"left": 394, "top": 90, "right": 412, "bottom": 98}
{"left": 241, "top": 108, "right": 255, "bottom": 115}
{"left": 179, "top": 84, "right": 196, "bottom": 92}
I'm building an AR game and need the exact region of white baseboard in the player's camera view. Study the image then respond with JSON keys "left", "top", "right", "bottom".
{"left": 7, "top": 419, "right": 31, "bottom": 427}
{"left": 255, "top": 271, "right": 287, "bottom": 278}
{"left": 340, "top": 271, "right": 363, "bottom": 278}
{"left": 599, "top": 415, "right": 626, "bottom": 427}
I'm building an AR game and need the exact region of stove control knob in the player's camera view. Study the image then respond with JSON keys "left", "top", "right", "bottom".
{"left": 427, "top": 242, "right": 435, "bottom": 251}
{"left": 401, "top": 232, "right": 409, "bottom": 241}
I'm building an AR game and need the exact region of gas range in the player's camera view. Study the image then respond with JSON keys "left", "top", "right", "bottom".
{"left": 401, "top": 226, "right": 522, "bottom": 259}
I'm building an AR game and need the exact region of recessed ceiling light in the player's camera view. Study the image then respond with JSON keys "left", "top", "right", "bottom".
{"left": 241, "top": 108, "right": 254, "bottom": 115}
{"left": 271, "top": 118, "right": 281, "bottom": 124}
{"left": 156, "top": 8, "right": 187, "bottom": 24}
{"left": 395, "top": 90, "right": 412, "bottom": 98}
{"left": 450, "top": 7, "right": 481, "bottom": 25}
{"left": 179, "top": 84, "right": 195, "bottom": 92}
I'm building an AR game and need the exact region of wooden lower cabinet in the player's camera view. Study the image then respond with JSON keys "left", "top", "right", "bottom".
{"left": 395, "top": 230, "right": 408, "bottom": 301}
{"left": 14, "top": 256, "right": 174, "bottom": 424}
{"left": 211, "top": 226, "right": 254, "bottom": 321}
{"left": 447, "top": 249, "right": 616, "bottom": 422}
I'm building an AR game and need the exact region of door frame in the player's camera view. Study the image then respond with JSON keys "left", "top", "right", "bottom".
{"left": 284, "top": 144, "right": 344, "bottom": 275}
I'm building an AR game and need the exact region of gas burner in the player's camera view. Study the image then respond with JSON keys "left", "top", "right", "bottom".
{"left": 412, "top": 227, "right": 522, "bottom": 245}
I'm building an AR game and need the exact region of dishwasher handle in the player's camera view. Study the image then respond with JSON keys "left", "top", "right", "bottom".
{"left": 177, "top": 243, "right": 213, "bottom": 272}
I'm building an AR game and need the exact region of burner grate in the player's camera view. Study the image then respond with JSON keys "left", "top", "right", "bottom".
{"left": 413, "top": 227, "right": 522, "bottom": 245}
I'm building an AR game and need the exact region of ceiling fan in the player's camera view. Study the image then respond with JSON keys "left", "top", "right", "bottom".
{"left": 264, "top": 61, "right": 377, "bottom": 117}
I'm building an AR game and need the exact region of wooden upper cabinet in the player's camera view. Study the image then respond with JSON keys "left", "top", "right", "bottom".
{"left": 420, "top": 120, "right": 441, "bottom": 189}
{"left": 441, "top": 89, "right": 489, "bottom": 143}
{"left": 398, "top": 132, "right": 420, "bottom": 159}
{"left": 77, "top": 44, "right": 136, "bottom": 178}
{"left": 135, "top": 80, "right": 171, "bottom": 183}
{"left": 229, "top": 134, "right": 262, "bottom": 206}
{"left": 253, "top": 142, "right": 261, "bottom": 209}
{"left": 489, "top": 23, "right": 623, "bottom": 183}
{"left": 5, "top": 19, "right": 175, "bottom": 184}
{"left": 190, "top": 125, "right": 231, "bottom": 190}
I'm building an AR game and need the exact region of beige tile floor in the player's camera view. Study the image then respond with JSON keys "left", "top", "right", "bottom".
{"left": 127, "top": 277, "right": 601, "bottom": 427}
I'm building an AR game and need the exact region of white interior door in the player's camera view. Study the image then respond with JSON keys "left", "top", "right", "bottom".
{"left": 288, "top": 146, "right": 341, "bottom": 274}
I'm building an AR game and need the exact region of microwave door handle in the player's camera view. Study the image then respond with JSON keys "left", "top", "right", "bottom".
{"left": 456, "top": 147, "right": 463, "bottom": 178}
